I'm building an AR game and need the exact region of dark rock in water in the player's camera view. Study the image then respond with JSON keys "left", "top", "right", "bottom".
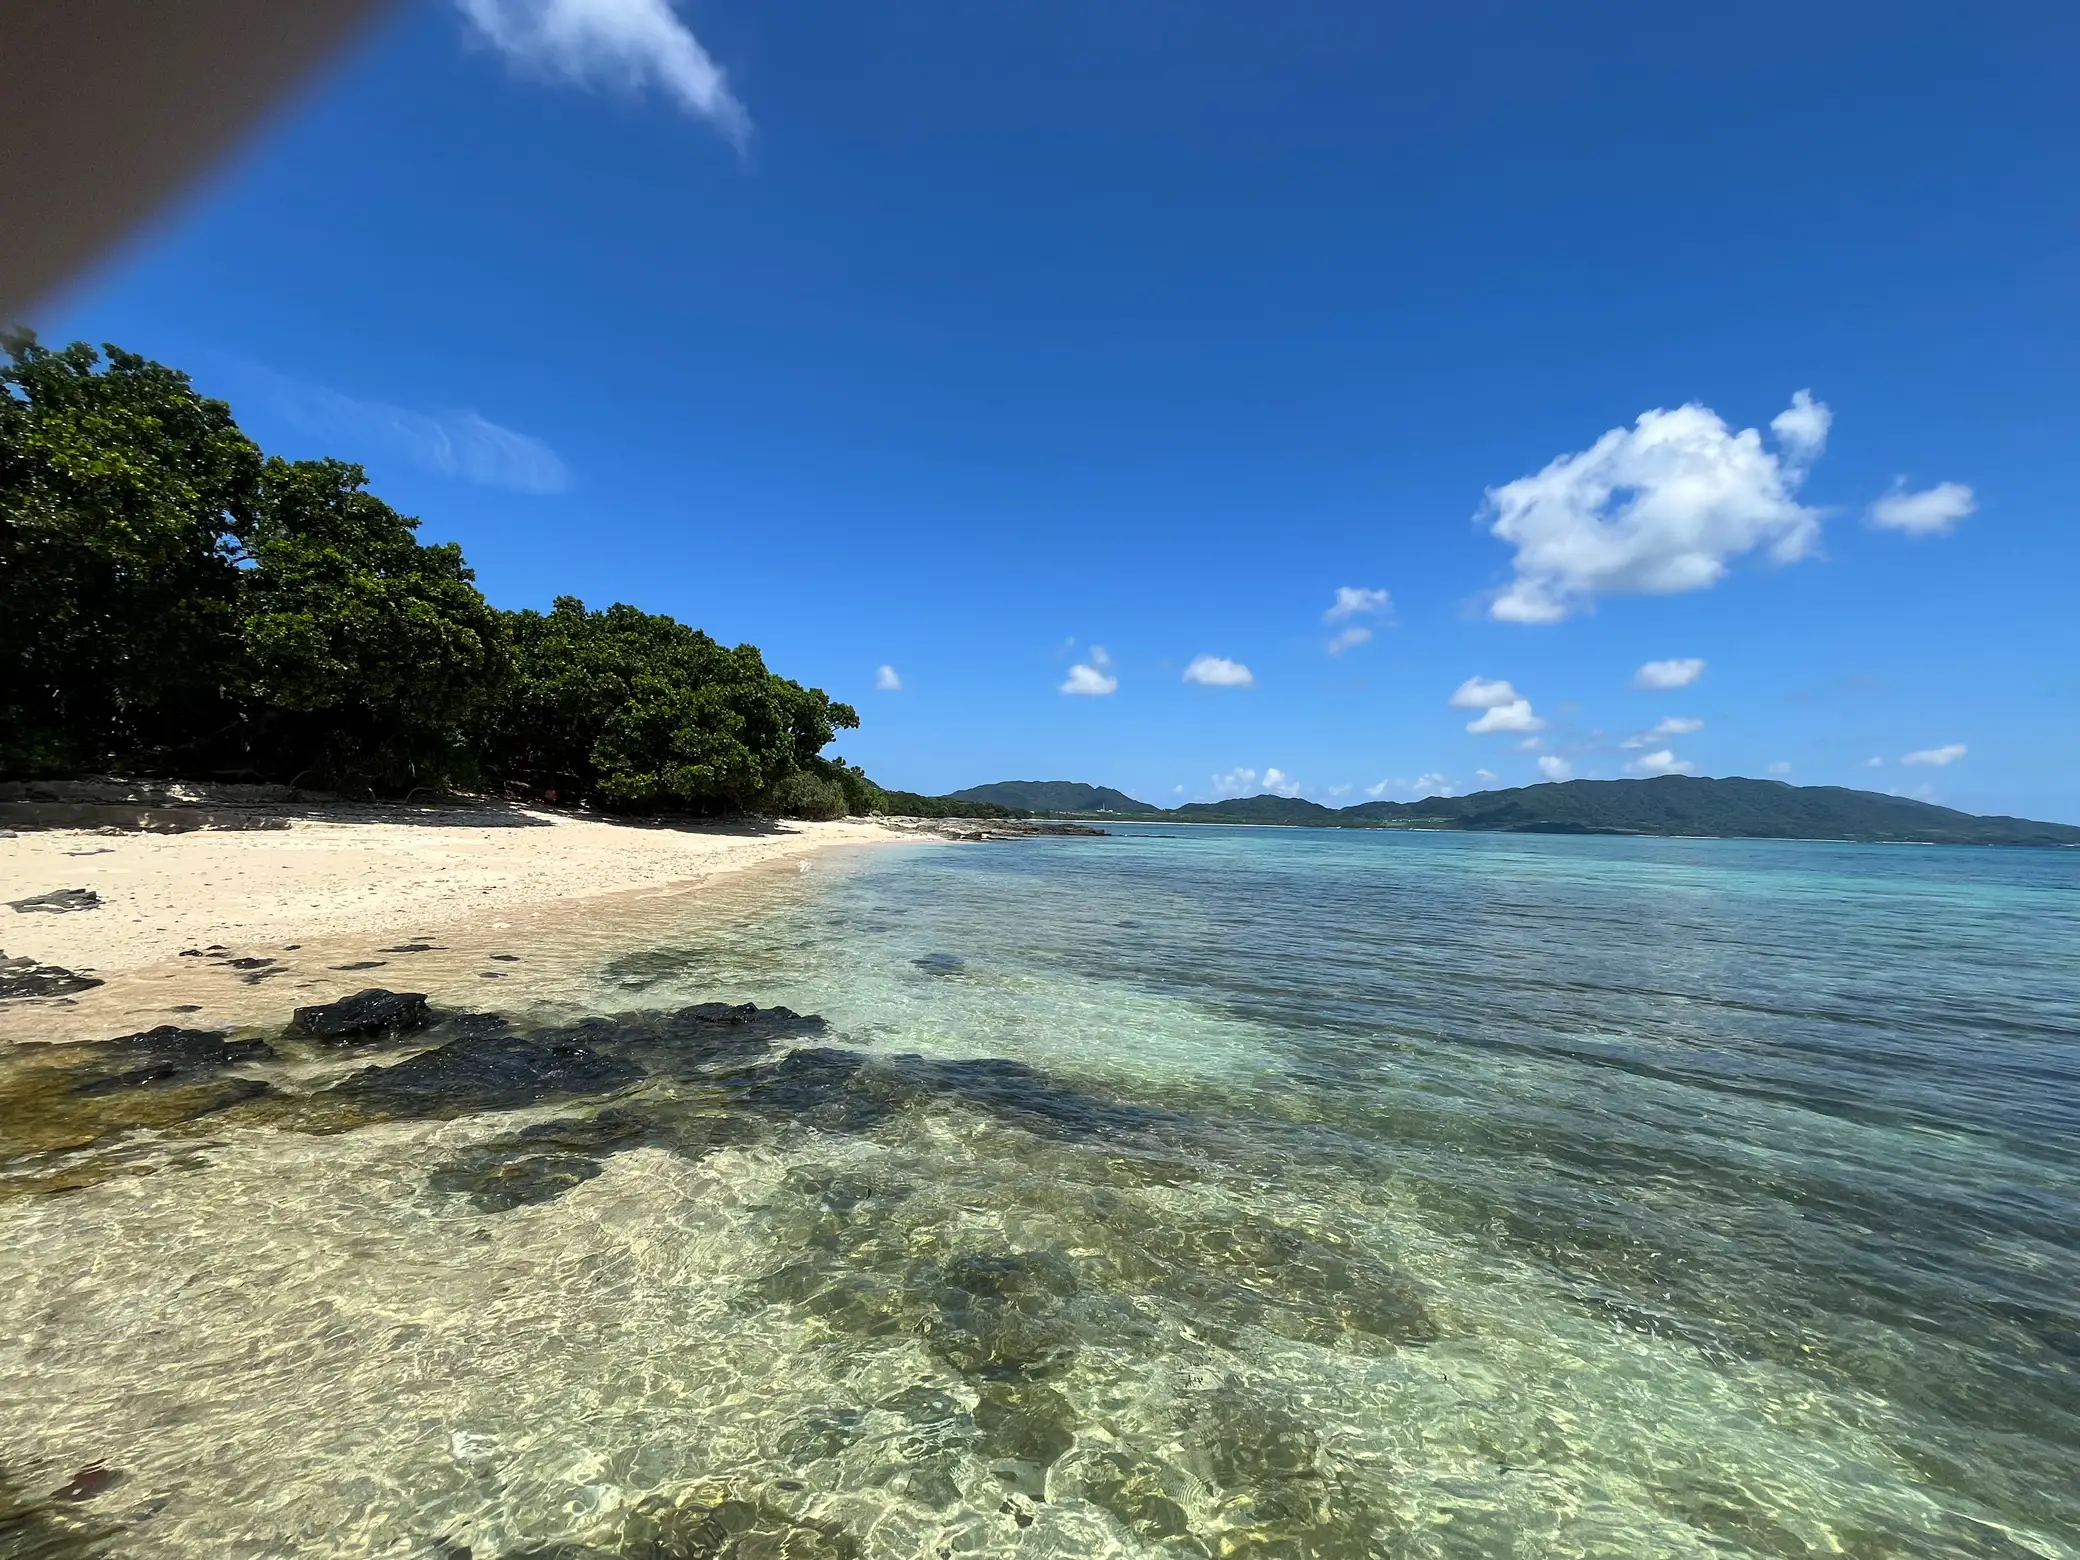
{"left": 429, "top": 1151, "right": 603, "bottom": 1212}
{"left": 8, "top": 888, "right": 100, "bottom": 914}
{"left": 327, "top": 961, "right": 386, "bottom": 971}
{"left": 377, "top": 941, "right": 443, "bottom": 953}
{"left": 777, "top": 1408, "right": 866, "bottom": 1462}
{"left": 900, "top": 1055, "right": 1182, "bottom": 1144}
{"left": 923, "top": 1249, "right": 1082, "bottom": 1382}
{"left": 1061, "top": 1449, "right": 1192, "bottom": 1539}
{"left": 0, "top": 953, "right": 103, "bottom": 999}
{"left": 489, "top": 953, "right": 521, "bottom": 962}
{"left": 974, "top": 1382, "right": 1077, "bottom": 1469}
{"left": 291, "top": 988, "right": 430, "bottom": 1041}
{"left": 878, "top": 1385, "right": 966, "bottom": 1423}
{"left": 725, "top": 1047, "right": 905, "bottom": 1133}
{"left": 515, "top": 1107, "right": 652, "bottom": 1154}
{"left": 328, "top": 1032, "right": 643, "bottom": 1118}
{"left": 913, "top": 952, "right": 966, "bottom": 976}
{"left": 72, "top": 1027, "right": 274, "bottom": 1095}
{"left": 619, "top": 1489, "right": 859, "bottom": 1560}
{"left": 224, "top": 956, "right": 274, "bottom": 970}
{"left": 598, "top": 1002, "right": 827, "bottom": 1080}
{"left": 48, "top": 1464, "right": 122, "bottom": 1502}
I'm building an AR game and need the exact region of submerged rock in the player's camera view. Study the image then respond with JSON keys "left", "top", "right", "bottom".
{"left": 0, "top": 953, "right": 102, "bottom": 999}
{"left": 291, "top": 988, "right": 431, "bottom": 1041}
{"left": 72, "top": 1027, "right": 275, "bottom": 1095}
{"left": 328, "top": 1031, "right": 645, "bottom": 1118}
{"left": 617, "top": 1487, "right": 859, "bottom": 1560}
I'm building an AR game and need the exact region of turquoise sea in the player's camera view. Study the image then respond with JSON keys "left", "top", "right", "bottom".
{"left": 3, "top": 825, "right": 2077, "bottom": 1558}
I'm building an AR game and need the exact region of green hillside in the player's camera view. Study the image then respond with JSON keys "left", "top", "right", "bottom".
{"left": 949, "top": 780, "right": 1162, "bottom": 813}
{"left": 961, "top": 773, "right": 2080, "bottom": 846}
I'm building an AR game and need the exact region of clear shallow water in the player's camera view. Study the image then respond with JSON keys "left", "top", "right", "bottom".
{"left": 2, "top": 826, "right": 2076, "bottom": 1558}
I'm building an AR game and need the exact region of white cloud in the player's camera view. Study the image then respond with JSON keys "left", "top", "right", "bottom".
{"left": 1768, "top": 761, "right": 1792, "bottom": 775}
{"left": 1537, "top": 755, "right": 1573, "bottom": 782}
{"left": 1213, "top": 765, "right": 1298, "bottom": 797}
{"left": 875, "top": 664, "right": 901, "bottom": 692}
{"left": 1865, "top": 756, "right": 1885, "bottom": 768}
{"left": 1868, "top": 480, "right": 1976, "bottom": 537}
{"left": 253, "top": 367, "right": 569, "bottom": 493}
{"left": 1325, "top": 586, "right": 1393, "bottom": 621}
{"left": 1468, "top": 699, "right": 1544, "bottom": 735}
{"left": 1183, "top": 654, "right": 1254, "bottom": 688}
{"left": 1326, "top": 625, "right": 1373, "bottom": 656}
{"left": 1484, "top": 396, "right": 1825, "bottom": 623}
{"left": 1061, "top": 646, "right": 1117, "bottom": 696}
{"left": 1901, "top": 743, "right": 1966, "bottom": 767}
{"left": 1475, "top": 768, "right": 1498, "bottom": 783}
{"left": 1326, "top": 784, "right": 1352, "bottom": 798}
{"left": 1449, "top": 676, "right": 1520, "bottom": 709}
{"left": 1516, "top": 736, "right": 1543, "bottom": 750}
{"left": 457, "top": 0, "right": 750, "bottom": 144}
{"left": 1627, "top": 749, "right": 1696, "bottom": 776}
{"left": 1365, "top": 773, "right": 1455, "bottom": 799}
{"left": 1770, "top": 389, "right": 1832, "bottom": 469}
{"left": 1633, "top": 657, "right": 1705, "bottom": 690}
{"left": 1621, "top": 715, "right": 1704, "bottom": 748}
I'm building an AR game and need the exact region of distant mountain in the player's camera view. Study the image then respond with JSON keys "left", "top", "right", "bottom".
{"left": 948, "top": 780, "right": 1162, "bottom": 814}
{"left": 973, "top": 774, "right": 2079, "bottom": 846}
{"left": 1172, "top": 794, "right": 1338, "bottom": 824}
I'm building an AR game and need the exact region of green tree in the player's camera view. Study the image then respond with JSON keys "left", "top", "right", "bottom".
{"left": 240, "top": 457, "right": 510, "bottom": 790}
{"left": 0, "top": 335, "right": 262, "bottom": 773}
{"left": 480, "top": 597, "right": 860, "bottom": 813}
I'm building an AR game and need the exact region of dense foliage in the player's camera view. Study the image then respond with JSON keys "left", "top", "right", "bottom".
{"left": 476, "top": 597, "right": 866, "bottom": 815}
{"left": 1, "top": 337, "right": 872, "bottom": 815}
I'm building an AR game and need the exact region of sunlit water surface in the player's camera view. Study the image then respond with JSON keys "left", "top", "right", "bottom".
{"left": 2, "top": 826, "right": 2076, "bottom": 1559}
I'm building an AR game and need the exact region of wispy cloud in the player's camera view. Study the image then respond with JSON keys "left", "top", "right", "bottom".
{"left": 1061, "top": 646, "right": 1117, "bottom": 697}
{"left": 1901, "top": 743, "right": 1966, "bottom": 767}
{"left": 1627, "top": 748, "right": 1696, "bottom": 776}
{"left": 1183, "top": 654, "right": 1253, "bottom": 687}
{"left": 1868, "top": 480, "right": 1976, "bottom": 537}
{"left": 1483, "top": 395, "right": 1825, "bottom": 623}
{"left": 875, "top": 664, "right": 902, "bottom": 692}
{"left": 251, "top": 367, "right": 570, "bottom": 494}
{"left": 1633, "top": 657, "right": 1705, "bottom": 691}
{"left": 1768, "top": 761, "right": 1792, "bottom": 775}
{"left": 1323, "top": 586, "right": 1392, "bottom": 655}
{"left": 457, "top": 0, "right": 750, "bottom": 145}
{"left": 1621, "top": 715, "right": 1704, "bottom": 749}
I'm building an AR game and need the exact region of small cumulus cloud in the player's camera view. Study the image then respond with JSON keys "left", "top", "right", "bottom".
{"left": 1061, "top": 646, "right": 1117, "bottom": 696}
{"left": 1468, "top": 700, "right": 1545, "bottom": 735}
{"left": 1327, "top": 625, "right": 1373, "bottom": 656}
{"left": 1621, "top": 716, "right": 1704, "bottom": 749}
{"left": 1537, "top": 755, "right": 1573, "bottom": 782}
{"left": 1183, "top": 654, "right": 1254, "bottom": 687}
{"left": 457, "top": 0, "right": 751, "bottom": 145}
{"left": 1865, "top": 756, "right": 1885, "bottom": 768}
{"left": 252, "top": 367, "right": 570, "bottom": 493}
{"left": 875, "top": 664, "right": 901, "bottom": 692}
{"left": 1263, "top": 768, "right": 1302, "bottom": 797}
{"left": 1627, "top": 749, "right": 1696, "bottom": 776}
{"left": 1633, "top": 657, "right": 1706, "bottom": 691}
{"left": 1901, "top": 743, "right": 1966, "bottom": 767}
{"left": 1365, "top": 773, "right": 1454, "bottom": 799}
{"left": 1324, "top": 587, "right": 1392, "bottom": 655}
{"left": 1450, "top": 677, "right": 1545, "bottom": 733}
{"left": 1484, "top": 396, "right": 1825, "bottom": 623}
{"left": 1768, "top": 761, "right": 1792, "bottom": 775}
{"left": 1868, "top": 480, "right": 1976, "bottom": 537}
{"left": 1212, "top": 767, "right": 1259, "bottom": 796}
{"left": 1326, "top": 784, "right": 1353, "bottom": 798}
{"left": 1474, "top": 768, "right": 1498, "bottom": 785}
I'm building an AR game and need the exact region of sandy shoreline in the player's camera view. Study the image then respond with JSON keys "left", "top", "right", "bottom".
{"left": 1, "top": 806, "right": 919, "bottom": 1042}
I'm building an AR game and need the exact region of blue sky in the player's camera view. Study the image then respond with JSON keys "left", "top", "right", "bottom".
{"left": 36, "top": 0, "right": 2080, "bottom": 819}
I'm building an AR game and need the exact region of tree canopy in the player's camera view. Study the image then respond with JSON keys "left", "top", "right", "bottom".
{"left": 1, "top": 335, "right": 872, "bottom": 815}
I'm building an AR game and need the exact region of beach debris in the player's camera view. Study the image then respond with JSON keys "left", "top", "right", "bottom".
{"left": 48, "top": 1464, "right": 123, "bottom": 1502}
{"left": 0, "top": 953, "right": 104, "bottom": 999}
{"left": 7, "top": 888, "right": 101, "bottom": 914}
{"left": 290, "top": 988, "right": 430, "bottom": 1041}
